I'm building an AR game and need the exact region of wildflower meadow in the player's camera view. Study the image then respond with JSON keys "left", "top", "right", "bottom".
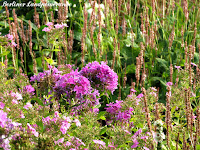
{"left": 0, "top": 0, "right": 200, "bottom": 149}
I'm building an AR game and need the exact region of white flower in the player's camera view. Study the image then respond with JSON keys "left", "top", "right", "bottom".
{"left": 154, "top": 119, "right": 164, "bottom": 126}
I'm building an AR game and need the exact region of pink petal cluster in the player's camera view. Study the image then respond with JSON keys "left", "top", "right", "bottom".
{"left": 27, "top": 123, "right": 39, "bottom": 137}
{"left": 80, "top": 61, "right": 118, "bottom": 94}
{"left": 23, "top": 85, "right": 35, "bottom": 95}
{"left": 93, "top": 140, "right": 106, "bottom": 147}
{"left": 23, "top": 102, "right": 33, "bottom": 110}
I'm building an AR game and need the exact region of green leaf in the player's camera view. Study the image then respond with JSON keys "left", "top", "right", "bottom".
{"left": 0, "top": 51, "right": 10, "bottom": 56}
{"left": 150, "top": 77, "right": 166, "bottom": 87}
{"left": 100, "top": 127, "right": 107, "bottom": 135}
{"left": 22, "top": 19, "right": 38, "bottom": 32}
{"left": 97, "top": 111, "right": 106, "bottom": 120}
{"left": 36, "top": 121, "right": 45, "bottom": 132}
{"left": 126, "top": 64, "right": 136, "bottom": 74}
{"left": 155, "top": 58, "right": 168, "bottom": 70}
{"left": 44, "top": 57, "right": 57, "bottom": 65}
{"left": 31, "top": 97, "right": 44, "bottom": 106}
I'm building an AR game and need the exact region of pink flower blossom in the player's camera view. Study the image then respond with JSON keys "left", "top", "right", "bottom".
{"left": 46, "top": 22, "right": 53, "bottom": 27}
{"left": 27, "top": 123, "right": 39, "bottom": 137}
{"left": 137, "top": 93, "right": 144, "bottom": 98}
{"left": 11, "top": 41, "right": 17, "bottom": 47}
{"left": 42, "top": 27, "right": 51, "bottom": 32}
{"left": 23, "top": 102, "right": 33, "bottom": 110}
{"left": 166, "top": 82, "right": 173, "bottom": 86}
{"left": 12, "top": 99, "right": 19, "bottom": 105}
{"left": 54, "top": 111, "right": 59, "bottom": 118}
{"left": 11, "top": 92, "right": 23, "bottom": 100}
{"left": 63, "top": 116, "right": 71, "bottom": 123}
{"left": 0, "top": 102, "right": 5, "bottom": 109}
{"left": 93, "top": 140, "right": 106, "bottom": 147}
{"left": 54, "top": 23, "right": 68, "bottom": 29}
{"left": 131, "top": 139, "right": 139, "bottom": 148}
{"left": 130, "top": 88, "right": 137, "bottom": 93}
{"left": 65, "top": 141, "right": 71, "bottom": 147}
{"left": 175, "top": 65, "right": 181, "bottom": 69}
{"left": 60, "top": 122, "right": 71, "bottom": 134}
{"left": 55, "top": 138, "right": 64, "bottom": 145}
{"left": 74, "top": 119, "right": 81, "bottom": 127}
{"left": 92, "top": 108, "right": 99, "bottom": 113}
{"left": 6, "top": 34, "right": 14, "bottom": 40}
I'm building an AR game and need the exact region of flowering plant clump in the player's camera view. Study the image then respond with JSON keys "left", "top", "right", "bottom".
{"left": 80, "top": 61, "right": 118, "bottom": 94}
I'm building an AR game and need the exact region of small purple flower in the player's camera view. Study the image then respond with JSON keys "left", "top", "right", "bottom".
{"left": 23, "top": 102, "right": 33, "bottom": 110}
{"left": 0, "top": 102, "right": 5, "bottom": 109}
{"left": 174, "top": 65, "right": 181, "bottom": 69}
{"left": 65, "top": 141, "right": 71, "bottom": 147}
{"left": 92, "top": 108, "right": 99, "bottom": 113}
{"left": 166, "top": 82, "right": 173, "bottom": 86}
{"left": 42, "top": 27, "right": 51, "bottom": 32}
{"left": 23, "top": 85, "right": 35, "bottom": 95}
{"left": 0, "top": 110, "right": 8, "bottom": 128}
{"left": 93, "top": 140, "right": 106, "bottom": 147}
{"left": 137, "top": 93, "right": 144, "bottom": 99}
{"left": 55, "top": 138, "right": 64, "bottom": 145}
{"left": 27, "top": 123, "right": 39, "bottom": 137}
{"left": 46, "top": 22, "right": 53, "bottom": 27}
{"left": 130, "top": 88, "right": 137, "bottom": 93}
{"left": 60, "top": 122, "right": 71, "bottom": 134}
{"left": 74, "top": 119, "right": 81, "bottom": 127}
{"left": 131, "top": 139, "right": 139, "bottom": 148}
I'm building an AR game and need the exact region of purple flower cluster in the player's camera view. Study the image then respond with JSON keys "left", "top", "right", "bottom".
{"left": 80, "top": 61, "right": 118, "bottom": 94}
{"left": 0, "top": 110, "right": 22, "bottom": 150}
{"left": 30, "top": 65, "right": 63, "bottom": 82}
{"left": 30, "top": 62, "right": 118, "bottom": 112}
{"left": 5, "top": 34, "right": 17, "bottom": 47}
{"left": 105, "top": 100, "right": 133, "bottom": 123}
{"left": 22, "top": 85, "right": 35, "bottom": 95}
{"left": 42, "top": 112, "right": 82, "bottom": 136}
{"left": 42, "top": 22, "right": 68, "bottom": 32}
{"left": 54, "top": 70, "right": 91, "bottom": 98}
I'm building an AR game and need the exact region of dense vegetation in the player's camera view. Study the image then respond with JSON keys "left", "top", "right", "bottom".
{"left": 0, "top": 0, "right": 200, "bottom": 149}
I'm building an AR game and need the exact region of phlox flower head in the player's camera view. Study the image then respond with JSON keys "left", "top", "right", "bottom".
{"left": 54, "top": 70, "right": 91, "bottom": 98}
{"left": 80, "top": 61, "right": 118, "bottom": 94}
{"left": 105, "top": 100, "right": 123, "bottom": 114}
{"left": 60, "top": 122, "right": 71, "bottom": 134}
{"left": 23, "top": 85, "right": 35, "bottom": 95}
